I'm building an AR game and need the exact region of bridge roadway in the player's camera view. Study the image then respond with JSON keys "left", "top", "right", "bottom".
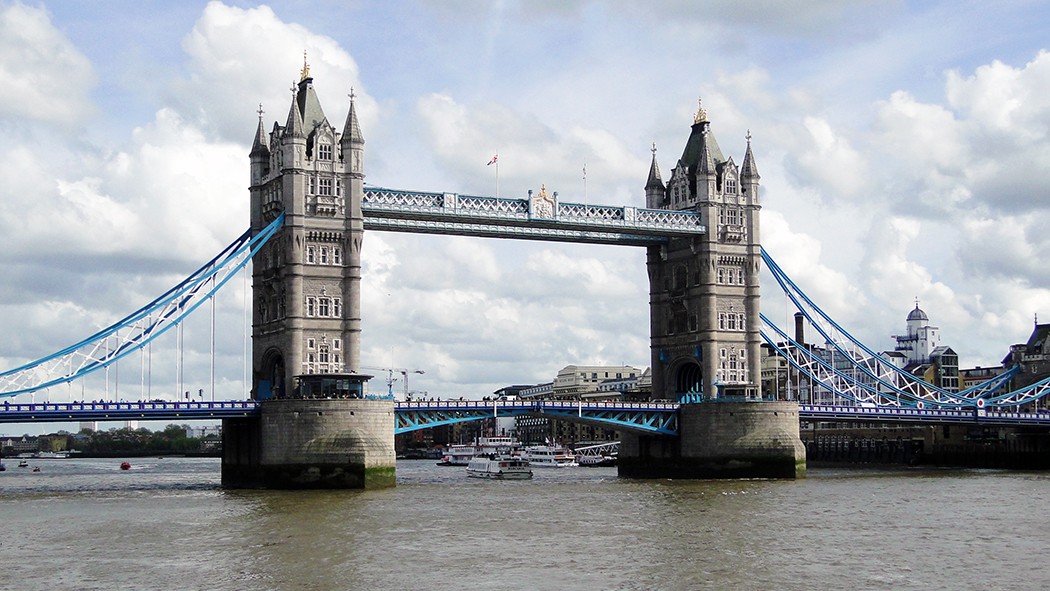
{"left": 2, "top": 399, "right": 1049, "bottom": 429}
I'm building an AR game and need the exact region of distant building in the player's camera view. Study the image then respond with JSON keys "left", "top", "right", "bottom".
{"left": 552, "top": 365, "right": 643, "bottom": 399}
{"left": 895, "top": 304, "right": 941, "bottom": 365}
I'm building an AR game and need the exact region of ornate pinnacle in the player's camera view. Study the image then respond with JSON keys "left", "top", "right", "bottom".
{"left": 300, "top": 50, "right": 311, "bottom": 81}
{"left": 693, "top": 96, "right": 708, "bottom": 124}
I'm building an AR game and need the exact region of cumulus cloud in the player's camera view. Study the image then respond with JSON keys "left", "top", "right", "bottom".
{"left": 0, "top": 3, "right": 96, "bottom": 126}
{"left": 417, "top": 92, "right": 647, "bottom": 203}
{"left": 170, "top": 1, "right": 378, "bottom": 144}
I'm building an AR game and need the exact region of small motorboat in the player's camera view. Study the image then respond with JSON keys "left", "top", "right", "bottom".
{"left": 18, "top": 460, "right": 29, "bottom": 468}
{"left": 32, "top": 466, "right": 41, "bottom": 472}
{"left": 119, "top": 462, "right": 131, "bottom": 471}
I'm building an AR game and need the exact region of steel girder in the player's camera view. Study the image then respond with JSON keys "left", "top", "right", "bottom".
{"left": 0, "top": 400, "right": 260, "bottom": 423}
{"left": 394, "top": 400, "right": 680, "bottom": 435}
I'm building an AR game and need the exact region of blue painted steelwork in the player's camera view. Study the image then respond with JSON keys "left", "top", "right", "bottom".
{"left": 0, "top": 214, "right": 285, "bottom": 398}
{"left": 0, "top": 400, "right": 259, "bottom": 423}
{"left": 800, "top": 404, "right": 1050, "bottom": 426}
{"left": 760, "top": 247, "right": 1050, "bottom": 409}
{"left": 362, "top": 187, "right": 705, "bottom": 245}
{"left": 394, "top": 399, "right": 680, "bottom": 435}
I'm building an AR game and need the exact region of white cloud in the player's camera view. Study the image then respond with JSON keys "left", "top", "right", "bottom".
{"left": 0, "top": 3, "right": 96, "bottom": 126}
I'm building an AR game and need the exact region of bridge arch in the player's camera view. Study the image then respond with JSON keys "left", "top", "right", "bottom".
{"left": 673, "top": 359, "right": 703, "bottom": 403}
{"left": 259, "top": 349, "right": 285, "bottom": 400}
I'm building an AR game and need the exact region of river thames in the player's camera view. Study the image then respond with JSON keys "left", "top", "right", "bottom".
{"left": 1, "top": 457, "right": 1047, "bottom": 590}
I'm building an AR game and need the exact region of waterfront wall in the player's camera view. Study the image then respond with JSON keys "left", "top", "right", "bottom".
{"left": 804, "top": 426, "right": 1050, "bottom": 469}
{"left": 222, "top": 398, "right": 395, "bottom": 489}
{"left": 619, "top": 401, "right": 806, "bottom": 479}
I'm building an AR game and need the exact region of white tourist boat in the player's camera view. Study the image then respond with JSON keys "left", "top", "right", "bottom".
{"left": 466, "top": 455, "right": 532, "bottom": 479}
{"left": 522, "top": 445, "right": 578, "bottom": 467}
{"left": 438, "top": 436, "right": 521, "bottom": 466}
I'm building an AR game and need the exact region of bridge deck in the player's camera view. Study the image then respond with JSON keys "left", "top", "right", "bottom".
{"left": 2, "top": 400, "right": 1047, "bottom": 428}
{"left": 362, "top": 187, "right": 705, "bottom": 245}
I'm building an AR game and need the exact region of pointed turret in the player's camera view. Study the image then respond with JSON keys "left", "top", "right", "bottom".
{"left": 250, "top": 106, "right": 270, "bottom": 157}
{"left": 696, "top": 129, "right": 717, "bottom": 177}
{"left": 741, "top": 130, "right": 759, "bottom": 179}
{"left": 740, "top": 130, "right": 760, "bottom": 206}
{"left": 284, "top": 87, "right": 305, "bottom": 138}
{"left": 645, "top": 143, "right": 665, "bottom": 209}
{"left": 341, "top": 89, "right": 365, "bottom": 146}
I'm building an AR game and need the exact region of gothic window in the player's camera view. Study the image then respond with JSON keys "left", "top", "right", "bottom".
{"left": 333, "top": 298, "right": 341, "bottom": 317}
{"left": 308, "top": 338, "right": 316, "bottom": 349}
{"left": 719, "top": 208, "right": 726, "bottom": 225}
{"left": 320, "top": 248, "right": 328, "bottom": 264}
{"left": 334, "top": 354, "right": 340, "bottom": 364}
{"left": 333, "top": 339, "right": 341, "bottom": 350}
{"left": 740, "top": 348, "right": 747, "bottom": 360}
{"left": 717, "top": 268, "right": 724, "bottom": 284}
{"left": 728, "top": 315, "right": 736, "bottom": 330}
{"left": 336, "top": 180, "right": 341, "bottom": 197}
{"left": 306, "top": 297, "right": 316, "bottom": 317}
{"left": 319, "top": 298, "right": 330, "bottom": 317}
{"left": 307, "top": 247, "right": 315, "bottom": 264}
{"left": 725, "top": 177, "right": 737, "bottom": 195}
{"left": 319, "top": 178, "right": 333, "bottom": 196}
{"left": 333, "top": 248, "right": 341, "bottom": 264}
{"left": 318, "top": 143, "right": 332, "bottom": 160}
{"left": 308, "top": 353, "right": 315, "bottom": 363}
{"left": 309, "top": 176, "right": 316, "bottom": 194}
{"left": 319, "top": 346, "right": 330, "bottom": 363}
{"left": 688, "top": 314, "right": 698, "bottom": 332}
{"left": 727, "top": 208, "right": 740, "bottom": 226}
{"left": 719, "top": 314, "right": 727, "bottom": 330}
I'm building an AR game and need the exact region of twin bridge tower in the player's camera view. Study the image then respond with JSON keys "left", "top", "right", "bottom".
{"left": 221, "top": 70, "right": 804, "bottom": 489}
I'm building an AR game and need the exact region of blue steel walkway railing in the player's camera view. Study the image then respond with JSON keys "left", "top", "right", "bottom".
{"left": 3, "top": 398, "right": 1049, "bottom": 428}
{"left": 0, "top": 400, "right": 260, "bottom": 423}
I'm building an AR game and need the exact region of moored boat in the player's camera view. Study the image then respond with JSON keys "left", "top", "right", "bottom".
{"left": 522, "top": 445, "right": 578, "bottom": 467}
{"left": 466, "top": 455, "right": 532, "bottom": 479}
{"left": 18, "top": 460, "right": 29, "bottom": 468}
{"left": 438, "top": 436, "right": 522, "bottom": 466}
{"left": 578, "top": 455, "right": 617, "bottom": 467}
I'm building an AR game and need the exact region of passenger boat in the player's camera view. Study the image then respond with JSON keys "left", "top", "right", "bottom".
{"left": 18, "top": 460, "right": 29, "bottom": 468}
{"left": 578, "top": 455, "right": 617, "bottom": 467}
{"left": 522, "top": 445, "right": 578, "bottom": 467}
{"left": 438, "top": 436, "right": 521, "bottom": 466}
{"left": 466, "top": 455, "right": 532, "bottom": 479}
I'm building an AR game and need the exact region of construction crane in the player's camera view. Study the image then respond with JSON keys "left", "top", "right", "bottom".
{"left": 360, "top": 366, "right": 425, "bottom": 400}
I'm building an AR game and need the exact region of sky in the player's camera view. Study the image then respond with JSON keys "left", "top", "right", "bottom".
{"left": 4, "top": 0, "right": 1050, "bottom": 432}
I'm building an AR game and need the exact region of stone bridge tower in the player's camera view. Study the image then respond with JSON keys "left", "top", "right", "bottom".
{"left": 247, "top": 64, "right": 365, "bottom": 399}
{"left": 645, "top": 102, "right": 761, "bottom": 402}
{"left": 619, "top": 101, "right": 805, "bottom": 480}
{"left": 223, "top": 63, "right": 394, "bottom": 489}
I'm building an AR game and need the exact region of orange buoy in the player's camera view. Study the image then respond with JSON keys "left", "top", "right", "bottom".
{"left": 120, "top": 462, "right": 131, "bottom": 470}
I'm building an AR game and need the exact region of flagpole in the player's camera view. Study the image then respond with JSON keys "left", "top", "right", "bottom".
{"left": 495, "top": 149, "right": 499, "bottom": 198}
{"left": 583, "top": 162, "right": 587, "bottom": 206}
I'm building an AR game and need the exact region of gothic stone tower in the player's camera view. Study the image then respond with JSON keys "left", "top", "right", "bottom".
{"left": 222, "top": 63, "right": 394, "bottom": 489}
{"left": 645, "top": 102, "right": 761, "bottom": 402}
{"left": 619, "top": 101, "right": 805, "bottom": 480}
{"left": 248, "top": 64, "right": 365, "bottom": 399}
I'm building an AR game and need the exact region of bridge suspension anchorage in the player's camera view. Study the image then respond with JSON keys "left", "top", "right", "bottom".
{"left": 759, "top": 247, "right": 1050, "bottom": 410}
{"left": 0, "top": 214, "right": 284, "bottom": 400}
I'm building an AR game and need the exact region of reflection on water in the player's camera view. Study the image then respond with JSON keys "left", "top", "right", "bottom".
{"left": 2, "top": 458, "right": 1049, "bottom": 590}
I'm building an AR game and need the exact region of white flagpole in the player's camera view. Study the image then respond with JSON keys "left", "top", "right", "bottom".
{"left": 495, "top": 149, "right": 499, "bottom": 198}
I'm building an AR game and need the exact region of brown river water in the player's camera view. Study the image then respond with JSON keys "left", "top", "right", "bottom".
{"left": 1, "top": 457, "right": 1048, "bottom": 590}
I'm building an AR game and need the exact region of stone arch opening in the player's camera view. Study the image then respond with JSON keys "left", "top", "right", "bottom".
{"left": 674, "top": 361, "right": 703, "bottom": 403}
{"left": 258, "top": 349, "right": 286, "bottom": 400}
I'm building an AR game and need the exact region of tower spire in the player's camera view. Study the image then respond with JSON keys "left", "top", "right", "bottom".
{"left": 250, "top": 103, "right": 270, "bottom": 156}
{"left": 341, "top": 86, "right": 364, "bottom": 145}
{"left": 646, "top": 142, "right": 664, "bottom": 190}
{"left": 285, "top": 82, "right": 304, "bottom": 138}
{"left": 740, "top": 129, "right": 759, "bottom": 179}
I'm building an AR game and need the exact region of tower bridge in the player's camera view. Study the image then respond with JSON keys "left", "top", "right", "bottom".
{"left": 5, "top": 67, "right": 1050, "bottom": 486}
